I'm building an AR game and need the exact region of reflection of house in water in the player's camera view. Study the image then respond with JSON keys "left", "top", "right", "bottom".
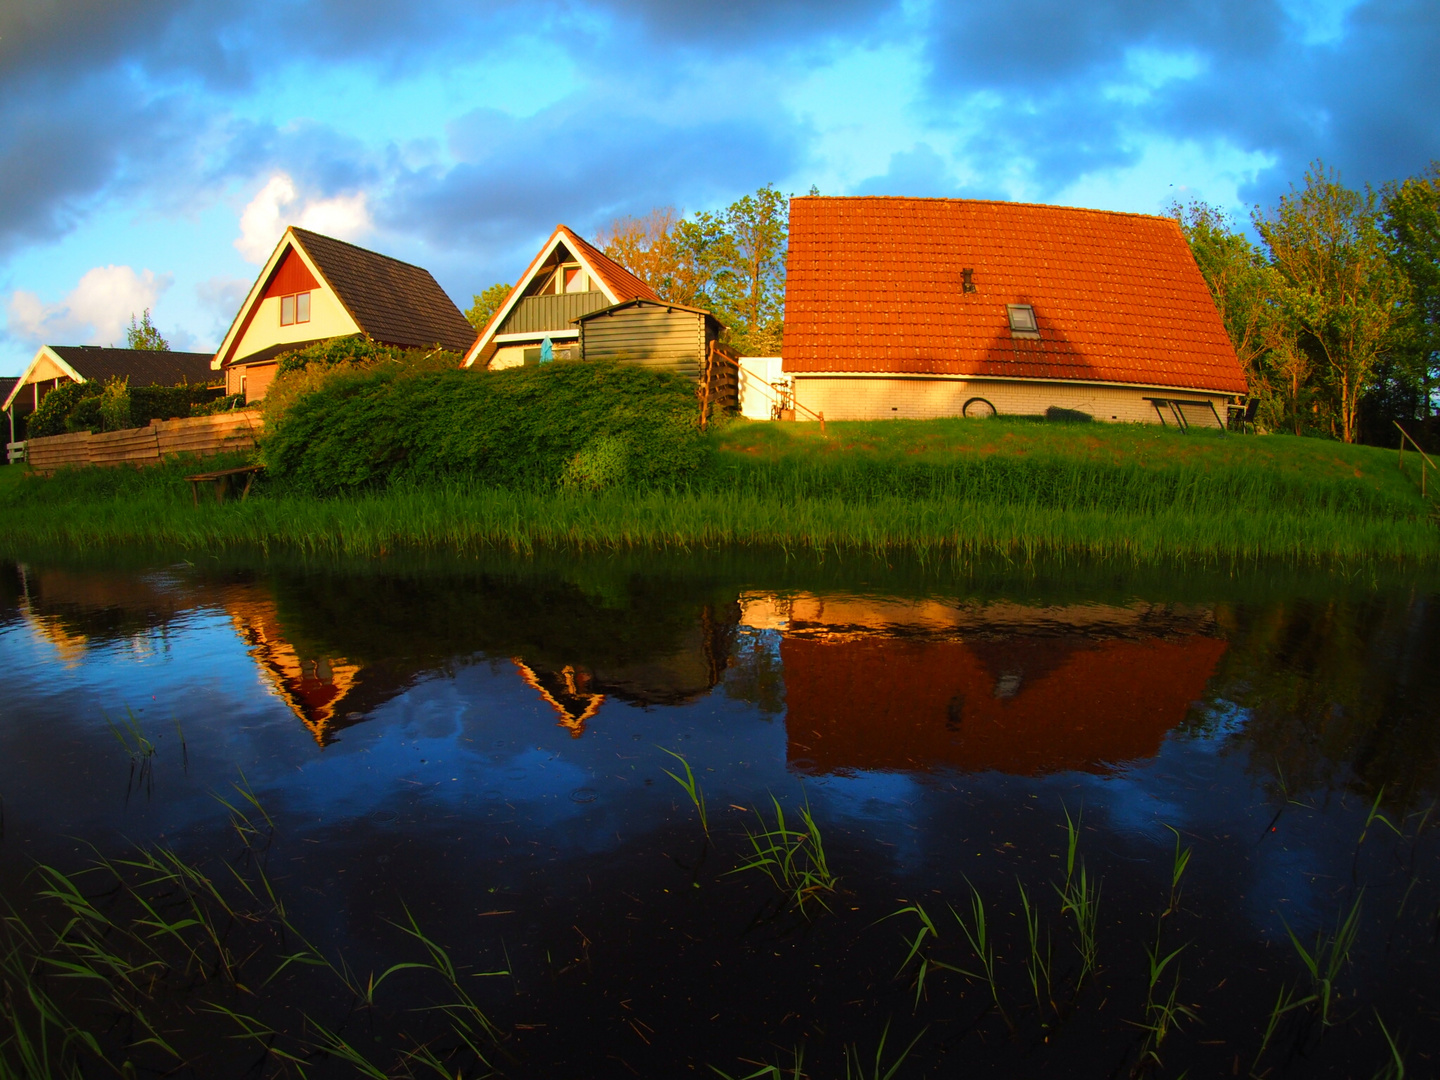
{"left": 742, "top": 593, "right": 1228, "bottom": 777}
{"left": 8, "top": 563, "right": 189, "bottom": 668}
{"left": 513, "top": 661, "right": 605, "bottom": 736}
{"left": 511, "top": 604, "right": 738, "bottom": 736}
{"left": 227, "top": 597, "right": 368, "bottom": 746}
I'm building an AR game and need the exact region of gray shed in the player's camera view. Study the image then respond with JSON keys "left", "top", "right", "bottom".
{"left": 576, "top": 299, "right": 724, "bottom": 382}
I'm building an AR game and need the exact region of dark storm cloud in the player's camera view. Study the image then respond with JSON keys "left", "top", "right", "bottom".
{"left": 383, "top": 99, "right": 805, "bottom": 255}
{"left": 0, "top": 0, "right": 886, "bottom": 258}
{"left": 0, "top": 67, "right": 202, "bottom": 253}
{"left": 919, "top": 0, "right": 1440, "bottom": 204}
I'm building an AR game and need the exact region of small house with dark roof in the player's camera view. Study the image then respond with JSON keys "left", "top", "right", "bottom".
{"left": 213, "top": 227, "right": 475, "bottom": 402}
{"left": 783, "top": 196, "right": 1248, "bottom": 427}
{"left": 3, "top": 345, "right": 215, "bottom": 443}
{"left": 462, "top": 225, "right": 665, "bottom": 370}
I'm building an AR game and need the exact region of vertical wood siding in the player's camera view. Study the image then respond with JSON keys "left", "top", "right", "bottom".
{"left": 499, "top": 292, "right": 610, "bottom": 335}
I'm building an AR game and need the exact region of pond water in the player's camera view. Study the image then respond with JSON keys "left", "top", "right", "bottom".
{"left": 0, "top": 551, "right": 1437, "bottom": 1078}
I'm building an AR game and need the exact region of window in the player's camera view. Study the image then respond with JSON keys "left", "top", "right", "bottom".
{"left": 279, "top": 291, "right": 311, "bottom": 326}
{"left": 1006, "top": 304, "right": 1039, "bottom": 337}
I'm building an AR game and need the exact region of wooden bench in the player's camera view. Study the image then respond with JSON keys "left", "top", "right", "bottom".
{"left": 1143, "top": 397, "right": 1226, "bottom": 433}
{"left": 185, "top": 464, "right": 264, "bottom": 506}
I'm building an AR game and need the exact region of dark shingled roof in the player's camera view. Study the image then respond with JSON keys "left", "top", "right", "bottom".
{"left": 290, "top": 228, "right": 475, "bottom": 353}
{"left": 50, "top": 347, "right": 217, "bottom": 386}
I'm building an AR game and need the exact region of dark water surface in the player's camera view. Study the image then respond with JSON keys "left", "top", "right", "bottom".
{"left": 1, "top": 552, "right": 1438, "bottom": 1078}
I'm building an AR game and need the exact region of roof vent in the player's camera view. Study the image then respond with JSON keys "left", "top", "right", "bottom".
{"left": 1007, "top": 304, "right": 1040, "bottom": 339}
{"left": 962, "top": 268, "right": 977, "bottom": 294}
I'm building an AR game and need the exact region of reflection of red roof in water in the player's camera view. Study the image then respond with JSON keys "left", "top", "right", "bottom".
{"left": 782, "top": 634, "right": 1228, "bottom": 776}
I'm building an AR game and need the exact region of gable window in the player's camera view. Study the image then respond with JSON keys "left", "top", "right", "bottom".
{"left": 279, "top": 291, "right": 312, "bottom": 326}
{"left": 1006, "top": 304, "right": 1039, "bottom": 338}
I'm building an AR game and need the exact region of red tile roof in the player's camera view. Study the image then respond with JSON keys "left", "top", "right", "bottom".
{"left": 561, "top": 227, "right": 663, "bottom": 305}
{"left": 783, "top": 196, "right": 1247, "bottom": 395}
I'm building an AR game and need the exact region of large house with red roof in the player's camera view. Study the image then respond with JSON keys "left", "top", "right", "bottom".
{"left": 783, "top": 197, "right": 1248, "bottom": 428}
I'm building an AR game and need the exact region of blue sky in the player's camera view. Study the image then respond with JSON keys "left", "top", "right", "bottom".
{"left": 1, "top": 0, "right": 1436, "bottom": 374}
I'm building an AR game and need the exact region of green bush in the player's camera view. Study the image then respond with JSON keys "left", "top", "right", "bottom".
{"left": 98, "top": 378, "right": 132, "bottom": 431}
{"left": 27, "top": 383, "right": 98, "bottom": 438}
{"left": 26, "top": 380, "right": 219, "bottom": 437}
{"left": 262, "top": 360, "right": 708, "bottom": 495}
{"left": 130, "top": 384, "right": 219, "bottom": 425}
{"left": 65, "top": 396, "right": 103, "bottom": 433}
{"left": 560, "top": 434, "right": 631, "bottom": 491}
{"left": 191, "top": 393, "right": 251, "bottom": 416}
{"left": 276, "top": 336, "right": 415, "bottom": 376}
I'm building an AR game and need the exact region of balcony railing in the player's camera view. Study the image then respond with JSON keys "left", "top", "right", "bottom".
{"left": 500, "top": 291, "right": 610, "bottom": 335}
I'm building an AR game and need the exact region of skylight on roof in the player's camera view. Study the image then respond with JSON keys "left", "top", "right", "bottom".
{"left": 1007, "top": 304, "right": 1039, "bottom": 336}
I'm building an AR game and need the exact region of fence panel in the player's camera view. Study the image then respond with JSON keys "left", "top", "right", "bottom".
{"left": 25, "top": 412, "right": 263, "bottom": 475}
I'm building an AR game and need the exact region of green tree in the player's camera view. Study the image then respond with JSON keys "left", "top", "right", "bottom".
{"left": 598, "top": 206, "right": 726, "bottom": 309}
{"left": 1382, "top": 162, "right": 1440, "bottom": 419}
{"left": 599, "top": 184, "right": 791, "bottom": 354}
{"left": 1172, "top": 200, "right": 1282, "bottom": 426}
{"left": 712, "top": 184, "right": 789, "bottom": 354}
{"left": 465, "top": 283, "right": 512, "bottom": 331}
{"left": 1254, "top": 163, "right": 1406, "bottom": 443}
{"left": 125, "top": 309, "right": 170, "bottom": 351}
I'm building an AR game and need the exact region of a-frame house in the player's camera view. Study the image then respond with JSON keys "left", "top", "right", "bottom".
{"left": 211, "top": 227, "right": 475, "bottom": 402}
{"left": 461, "top": 225, "right": 662, "bottom": 370}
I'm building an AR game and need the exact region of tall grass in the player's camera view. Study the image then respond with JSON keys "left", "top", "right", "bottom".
{"left": 2, "top": 478, "right": 1435, "bottom": 567}
{"left": 1, "top": 416, "right": 1435, "bottom": 566}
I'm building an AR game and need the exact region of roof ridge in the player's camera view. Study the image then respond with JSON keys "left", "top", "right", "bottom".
{"left": 558, "top": 225, "right": 663, "bottom": 302}
{"left": 794, "top": 194, "right": 1181, "bottom": 225}
{"left": 289, "top": 226, "right": 440, "bottom": 276}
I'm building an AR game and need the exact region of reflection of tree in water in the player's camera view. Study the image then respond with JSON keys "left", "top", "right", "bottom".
{"left": 724, "top": 627, "right": 787, "bottom": 717}
{"left": 1195, "top": 595, "right": 1440, "bottom": 809}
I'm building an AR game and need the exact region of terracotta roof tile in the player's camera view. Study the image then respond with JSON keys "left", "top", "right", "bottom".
{"left": 560, "top": 227, "right": 663, "bottom": 305}
{"left": 783, "top": 197, "right": 1246, "bottom": 394}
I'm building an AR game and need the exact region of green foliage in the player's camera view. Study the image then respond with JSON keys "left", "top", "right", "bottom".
{"left": 560, "top": 434, "right": 631, "bottom": 491}
{"left": 711, "top": 183, "right": 788, "bottom": 355}
{"left": 124, "top": 308, "right": 170, "bottom": 350}
{"left": 98, "top": 377, "right": 132, "bottom": 432}
{"left": 262, "top": 360, "right": 708, "bottom": 496}
{"left": 191, "top": 392, "right": 249, "bottom": 416}
{"left": 1382, "top": 163, "right": 1440, "bottom": 419}
{"left": 1254, "top": 161, "right": 1406, "bottom": 444}
{"left": 65, "top": 394, "right": 103, "bottom": 433}
{"left": 27, "top": 382, "right": 98, "bottom": 438}
{"left": 465, "top": 283, "right": 512, "bottom": 330}
{"left": 600, "top": 184, "right": 789, "bottom": 353}
{"left": 274, "top": 335, "right": 415, "bottom": 376}
{"left": 130, "top": 384, "right": 219, "bottom": 425}
{"left": 26, "top": 379, "right": 218, "bottom": 436}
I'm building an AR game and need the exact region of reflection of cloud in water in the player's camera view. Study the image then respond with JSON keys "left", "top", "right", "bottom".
{"left": 813, "top": 770, "right": 929, "bottom": 871}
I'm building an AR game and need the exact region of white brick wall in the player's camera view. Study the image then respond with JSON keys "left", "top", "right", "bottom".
{"left": 792, "top": 376, "right": 1232, "bottom": 428}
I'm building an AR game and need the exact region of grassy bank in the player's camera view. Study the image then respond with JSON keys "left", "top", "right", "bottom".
{"left": 1, "top": 417, "right": 1435, "bottom": 567}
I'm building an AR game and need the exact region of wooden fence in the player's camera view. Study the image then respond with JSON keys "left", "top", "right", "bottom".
{"left": 25, "top": 412, "right": 263, "bottom": 475}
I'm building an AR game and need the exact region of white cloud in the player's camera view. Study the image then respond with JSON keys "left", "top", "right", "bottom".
{"left": 234, "top": 172, "right": 372, "bottom": 263}
{"left": 5, "top": 265, "right": 173, "bottom": 347}
{"left": 1051, "top": 136, "right": 1277, "bottom": 220}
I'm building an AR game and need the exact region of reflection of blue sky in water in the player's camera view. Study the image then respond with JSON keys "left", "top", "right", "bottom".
{"left": 0, "top": 569, "right": 1422, "bottom": 956}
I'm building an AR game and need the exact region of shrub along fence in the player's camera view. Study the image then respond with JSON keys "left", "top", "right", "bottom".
{"left": 25, "top": 412, "right": 261, "bottom": 475}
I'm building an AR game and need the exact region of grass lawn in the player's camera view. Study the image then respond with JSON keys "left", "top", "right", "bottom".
{"left": 0, "top": 417, "right": 1435, "bottom": 567}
